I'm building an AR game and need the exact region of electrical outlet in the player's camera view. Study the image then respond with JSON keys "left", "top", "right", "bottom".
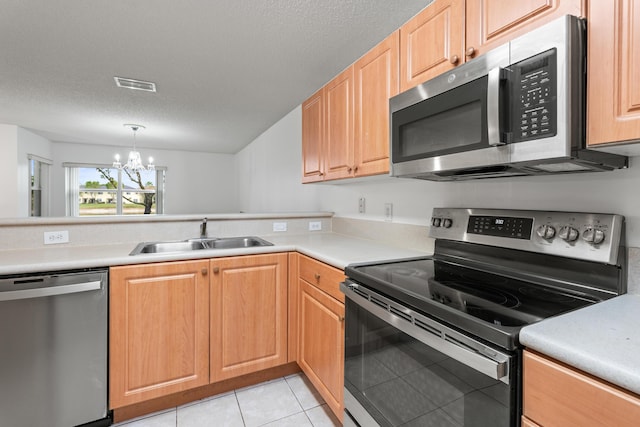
{"left": 44, "top": 230, "right": 69, "bottom": 245}
{"left": 384, "top": 203, "right": 393, "bottom": 222}
{"left": 359, "top": 197, "right": 366, "bottom": 214}
{"left": 309, "top": 221, "right": 322, "bottom": 231}
{"left": 273, "top": 222, "right": 287, "bottom": 232}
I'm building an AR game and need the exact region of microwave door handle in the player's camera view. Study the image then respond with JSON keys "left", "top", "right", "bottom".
{"left": 487, "top": 67, "right": 505, "bottom": 146}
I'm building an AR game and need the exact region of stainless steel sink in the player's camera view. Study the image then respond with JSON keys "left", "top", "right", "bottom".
{"left": 205, "top": 236, "right": 273, "bottom": 249}
{"left": 129, "top": 236, "right": 273, "bottom": 255}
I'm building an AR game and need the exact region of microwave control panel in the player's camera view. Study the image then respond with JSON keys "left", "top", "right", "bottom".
{"left": 511, "top": 48, "right": 557, "bottom": 143}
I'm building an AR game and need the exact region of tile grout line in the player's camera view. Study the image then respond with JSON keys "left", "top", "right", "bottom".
{"left": 233, "top": 390, "right": 248, "bottom": 427}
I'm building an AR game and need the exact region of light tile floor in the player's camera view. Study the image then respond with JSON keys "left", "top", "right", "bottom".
{"left": 113, "top": 373, "right": 341, "bottom": 427}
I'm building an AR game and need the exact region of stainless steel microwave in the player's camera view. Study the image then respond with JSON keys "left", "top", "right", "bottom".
{"left": 389, "top": 15, "right": 627, "bottom": 181}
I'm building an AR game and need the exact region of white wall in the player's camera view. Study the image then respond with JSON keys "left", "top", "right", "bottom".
{"left": 237, "top": 106, "right": 640, "bottom": 247}
{"left": 0, "top": 125, "right": 19, "bottom": 217}
{"left": 51, "top": 142, "right": 239, "bottom": 216}
{"left": 236, "top": 107, "right": 320, "bottom": 212}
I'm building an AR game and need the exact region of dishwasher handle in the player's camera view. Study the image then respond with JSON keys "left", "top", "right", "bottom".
{"left": 0, "top": 280, "right": 102, "bottom": 302}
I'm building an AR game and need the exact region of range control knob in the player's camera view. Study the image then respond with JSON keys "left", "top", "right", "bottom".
{"left": 535, "top": 224, "right": 556, "bottom": 240}
{"left": 442, "top": 218, "right": 452, "bottom": 228}
{"left": 431, "top": 217, "right": 442, "bottom": 227}
{"left": 583, "top": 228, "right": 605, "bottom": 245}
{"left": 558, "top": 226, "right": 579, "bottom": 242}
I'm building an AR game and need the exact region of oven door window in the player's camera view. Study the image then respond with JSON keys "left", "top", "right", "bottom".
{"left": 391, "top": 76, "right": 489, "bottom": 162}
{"left": 344, "top": 299, "right": 517, "bottom": 427}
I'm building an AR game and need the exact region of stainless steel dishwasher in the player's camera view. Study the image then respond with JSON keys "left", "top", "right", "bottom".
{"left": 0, "top": 268, "right": 111, "bottom": 427}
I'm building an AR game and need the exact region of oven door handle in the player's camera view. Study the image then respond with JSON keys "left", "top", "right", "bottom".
{"left": 343, "top": 284, "right": 509, "bottom": 383}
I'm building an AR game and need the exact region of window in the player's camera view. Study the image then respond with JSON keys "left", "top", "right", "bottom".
{"left": 29, "top": 155, "right": 51, "bottom": 217}
{"left": 64, "top": 163, "right": 165, "bottom": 216}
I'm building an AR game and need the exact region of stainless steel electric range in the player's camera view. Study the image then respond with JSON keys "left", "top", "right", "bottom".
{"left": 341, "top": 208, "right": 626, "bottom": 427}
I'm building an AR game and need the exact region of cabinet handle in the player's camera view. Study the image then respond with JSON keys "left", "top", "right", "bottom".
{"left": 466, "top": 47, "right": 476, "bottom": 58}
{"left": 339, "top": 316, "right": 345, "bottom": 322}
{"left": 314, "top": 273, "right": 320, "bottom": 281}
{"left": 201, "top": 268, "right": 208, "bottom": 275}
{"left": 449, "top": 55, "right": 459, "bottom": 65}
{"left": 213, "top": 267, "right": 220, "bottom": 274}
{"left": 347, "top": 167, "right": 352, "bottom": 172}
{"left": 353, "top": 166, "right": 358, "bottom": 173}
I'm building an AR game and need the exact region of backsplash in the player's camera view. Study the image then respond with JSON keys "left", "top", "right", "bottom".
{"left": 0, "top": 213, "right": 332, "bottom": 251}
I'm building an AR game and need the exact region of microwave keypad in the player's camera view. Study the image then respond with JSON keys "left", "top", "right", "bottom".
{"left": 512, "top": 49, "right": 557, "bottom": 142}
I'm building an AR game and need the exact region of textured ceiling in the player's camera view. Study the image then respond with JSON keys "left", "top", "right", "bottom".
{"left": 0, "top": 0, "right": 431, "bottom": 153}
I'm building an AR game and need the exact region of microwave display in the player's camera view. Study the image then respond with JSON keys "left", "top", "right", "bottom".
{"left": 511, "top": 49, "right": 557, "bottom": 143}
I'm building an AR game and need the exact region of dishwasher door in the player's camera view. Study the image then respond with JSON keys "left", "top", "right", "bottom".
{"left": 0, "top": 268, "right": 110, "bottom": 427}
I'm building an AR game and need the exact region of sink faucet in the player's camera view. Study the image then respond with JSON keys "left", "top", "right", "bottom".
{"left": 200, "top": 218, "right": 207, "bottom": 238}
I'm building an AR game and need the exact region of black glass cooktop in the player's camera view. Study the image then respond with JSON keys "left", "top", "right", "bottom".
{"left": 346, "top": 257, "right": 600, "bottom": 348}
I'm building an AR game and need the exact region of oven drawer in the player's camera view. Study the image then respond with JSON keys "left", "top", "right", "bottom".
{"left": 523, "top": 350, "right": 640, "bottom": 427}
{"left": 299, "top": 254, "right": 345, "bottom": 302}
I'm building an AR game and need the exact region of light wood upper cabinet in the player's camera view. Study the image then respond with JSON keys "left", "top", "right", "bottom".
{"left": 355, "top": 30, "right": 400, "bottom": 177}
{"left": 210, "top": 253, "right": 288, "bottom": 382}
{"left": 466, "top": 0, "right": 585, "bottom": 59}
{"left": 296, "top": 254, "right": 345, "bottom": 421}
{"left": 400, "top": 0, "right": 465, "bottom": 92}
{"left": 302, "top": 89, "right": 324, "bottom": 183}
{"left": 523, "top": 350, "right": 640, "bottom": 427}
{"left": 109, "top": 261, "right": 210, "bottom": 408}
{"left": 324, "top": 66, "right": 355, "bottom": 181}
{"left": 399, "top": 0, "right": 584, "bottom": 92}
{"left": 302, "top": 32, "right": 399, "bottom": 182}
{"left": 587, "top": 0, "right": 640, "bottom": 148}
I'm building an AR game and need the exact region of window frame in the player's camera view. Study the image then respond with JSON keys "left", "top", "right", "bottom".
{"left": 63, "top": 162, "right": 166, "bottom": 216}
{"left": 28, "top": 154, "right": 52, "bottom": 217}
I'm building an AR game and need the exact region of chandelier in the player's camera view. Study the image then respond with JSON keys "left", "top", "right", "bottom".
{"left": 113, "top": 124, "right": 155, "bottom": 171}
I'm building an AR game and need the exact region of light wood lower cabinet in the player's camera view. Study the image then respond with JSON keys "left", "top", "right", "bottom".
{"left": 210, "top": 253, "right": 289, "bottom": 382}
{"left": 109, "top": 260, "right": 210, "bottom": 408}
{"left": 296, "top": 254, "right": 345, "bottom": 421}
{"left": 521, "top": 416, "right": 542, "bottom": 427}
{"left": 523, "top": 350, "right": 640, "bottom": 426}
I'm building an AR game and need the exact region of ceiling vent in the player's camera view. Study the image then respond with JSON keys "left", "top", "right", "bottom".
{"left": 114, "top": 77, "right": 157, "bottom": 92}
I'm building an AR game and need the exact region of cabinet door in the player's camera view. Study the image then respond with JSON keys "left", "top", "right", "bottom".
{"left": 210, "top": 253, "right": 288, "bottom": 382}
{"left": 324, "top": 66, "right": 355, "bottom": 181}
{"left": 302, "top": 89, "right": 325, "bottom": 182}
{"left": 400, "top": 0, "right": 465, "bottom": 92}
{"left": 354, "top": 30, "right": 400, "bottom": 177}
{"left": 466, "top": 0, "right": 585, "bottom": 58}
{"left": 521, "top": 416, "right": 542, "bottom": 427}
{"left": 523, "top": 350, "right": 640, "bottom": 426}
{"left": 109, "top": 261, "right": 210, "bottom": 408}
{"left": 298, "top": 279, "right": 345, "bottom": 422}
{"left": 587, "top": 0, "right": 640, "bottom": 147}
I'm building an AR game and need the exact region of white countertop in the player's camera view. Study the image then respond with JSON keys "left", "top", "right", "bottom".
{"left": 0, "top": 232, "right": 429, "bottom": 275}
{"left": 520, "top": 294, "right": 640, "bottom": 395}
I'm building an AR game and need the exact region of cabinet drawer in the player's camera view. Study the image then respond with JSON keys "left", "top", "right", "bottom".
{"left": 299, "top": 255, "right": 345, "bottom": 302}
{"left": 523, "top": 350, "right": 640, "bottom": 427}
